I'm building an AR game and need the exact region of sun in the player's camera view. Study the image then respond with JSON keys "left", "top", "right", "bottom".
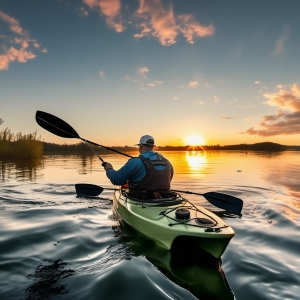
{"left": 186, "top": 135, "right": 205, "bottom": 146}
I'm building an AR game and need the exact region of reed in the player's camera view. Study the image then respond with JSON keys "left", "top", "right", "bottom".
{"left": 0, "top": 128, "right": 43, "bottom": 158}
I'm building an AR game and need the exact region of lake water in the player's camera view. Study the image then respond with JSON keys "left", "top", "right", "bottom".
{"left": 1, "top": 150, "right": 300, "bottom": 300}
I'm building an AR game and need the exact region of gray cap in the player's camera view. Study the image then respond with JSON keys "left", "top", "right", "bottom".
{"left": 135, "top": 135, "right": 155, "bottom": 146}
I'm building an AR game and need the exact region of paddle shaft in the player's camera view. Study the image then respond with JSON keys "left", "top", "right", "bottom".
{"left": 84, "top": 142, "right": 104, "bottom": 162}
{"left": 74, "top": 183, "right": 242, "bottom": 214}
{"left": 83, "top": 139, "right": 133, "bottom": 158}
{"left": 171, "top": 189, "right": 231, "bottom": 203}
{"left": 171, "top": 189, "right": 204, "bottom": 196}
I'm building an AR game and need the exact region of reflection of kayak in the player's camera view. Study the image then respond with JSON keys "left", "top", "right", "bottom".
{"left": 143, "top": 245, "right": 235, "bottom": 300}
{"left": 112, "top": 190, "right": 235, "bottom": 259}
{"left": 114, "top": 219, "right": 235, "bottom": 300}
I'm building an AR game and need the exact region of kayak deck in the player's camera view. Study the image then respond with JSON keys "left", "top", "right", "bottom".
{"left": 112, "top": 190, "right": 235, "bottom": 259}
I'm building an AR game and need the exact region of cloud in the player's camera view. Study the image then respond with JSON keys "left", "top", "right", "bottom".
{"left": 0, "top": 10, "right": 25, "bottom": 35}
{"left": 134, "top": 0, "right": 214, "bottom": 45}
{"left": 271, "top": 25, "right": 289, "bottom": 56}
{"left": 125, "top": 75, "right": 138, "bottom": 82}
{"left": 0, "top": 10, "right": 45, "bottom": 70}
{"left": 228, "top": 98, "right": 238, "bottom": 105}
{"left": 221, "top": 117, "right": 233, "bottom": 120}
{"left": 243, "top": 84, "right": 300, "bottom": 136}
{"left": 187, "top": 81, "right": 199, "bottom": 88}
{"left": 80, "top": 0, "right": 214, "bottom": 45}
{"left": 147, "top": 80, "right": 163, "bottom": 86}
{"left": 264, "top": 84, "right": 300, "bottom": 111}
{"left": 78, "top": 7, "right": 89, "bottom": 17}
{"left": 255, "top": 81, "right": 260, "bottom": 84}
{"left": 137, "top": 66, "right": 149, "bottom": 78}
{"left": 83, "top": 0, "right": 123, "bottom": 32}
{"left": 244, "top": 117, "right": 254, "bottom": 121}
{"left": 126, "top": 69, "right": 162, "bottom": 87}
{"left": 134, "top": 0, "right": 177, "bottom": 45}
{"left": 214, "top": 96, "right": 220, "bottom": 102}
{"left": 194, "top": 100, "right": 204, "bottom": 105}
{"left": 177, "top": 14, "right": 215, "bottom": 44}
{"left": 0, "top": 47, "right": 36, "bottom": 70}
{"left": 99, "top": 70, "right": 105, "bottom": 78}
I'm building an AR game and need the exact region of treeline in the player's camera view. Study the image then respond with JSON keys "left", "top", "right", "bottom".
{"left": 203, "top": 142, "right": 287, "bottom": 151}
{"left": 158, "top": 142, "right": 299, "bottom": 151}
{"left": 42, "top": 141, "right": 300, "bottom": 153}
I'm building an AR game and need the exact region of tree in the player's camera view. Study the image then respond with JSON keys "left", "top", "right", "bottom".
{"left": 0, "top": 118, "right": 3, "bottom": 126}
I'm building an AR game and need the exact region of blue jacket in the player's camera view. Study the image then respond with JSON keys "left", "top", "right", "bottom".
{"left": 106, "top": 151, "right": 173, "bottom": 186}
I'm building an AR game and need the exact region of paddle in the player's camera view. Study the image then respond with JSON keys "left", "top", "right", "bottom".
{"left": 75, "top": 184, "right": 243, "bottom": 214}
{"left": 75, "top": 183, "right": 118, "bottom": 196}
{"left": 35, "top": 110, "right": 133, "bottom": 159}
{"left": 171, "top": 189, "right": 243, "bottom": 215}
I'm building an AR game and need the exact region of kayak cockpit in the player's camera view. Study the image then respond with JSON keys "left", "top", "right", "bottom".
{"left": 120, "top": 189, "right": 185, "bottom": 206}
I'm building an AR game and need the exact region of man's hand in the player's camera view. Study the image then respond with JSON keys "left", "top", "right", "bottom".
{"left": 102, "top": 162, "right": 113, "bottom": 171}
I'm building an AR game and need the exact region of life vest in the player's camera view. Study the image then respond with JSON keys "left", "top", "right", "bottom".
{"left": 128, "top": 153, "right": 173, "bottom": 199}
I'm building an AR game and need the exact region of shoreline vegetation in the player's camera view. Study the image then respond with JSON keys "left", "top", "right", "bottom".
{"left": 0, "top": 127, "right": 43, "bottom": 159}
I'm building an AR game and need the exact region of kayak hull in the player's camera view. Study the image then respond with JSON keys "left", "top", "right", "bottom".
{"left": 112, "top": 190, "right": 235, "bottom": 259}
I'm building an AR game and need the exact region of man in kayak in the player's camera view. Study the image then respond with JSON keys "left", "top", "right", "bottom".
{"left": 102, "top": 135, "right": 173, "bottom": 199}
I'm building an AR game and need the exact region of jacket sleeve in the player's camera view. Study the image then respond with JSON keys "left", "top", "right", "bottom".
{"left": 106, "top": 158, "right": 143, "bottom": 185}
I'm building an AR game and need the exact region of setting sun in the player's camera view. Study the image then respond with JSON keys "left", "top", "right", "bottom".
{"left": 186, "top": 135, "right": 205, "bottom": 146}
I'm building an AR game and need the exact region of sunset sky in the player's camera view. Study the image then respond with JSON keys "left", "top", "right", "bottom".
{"left": 1, "top": 0, "right": 300, "bottom": 146}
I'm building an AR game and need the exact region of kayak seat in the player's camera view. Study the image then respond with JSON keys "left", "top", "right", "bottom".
{"left": 121, "top": 190, "right": 184, "bottom": 205}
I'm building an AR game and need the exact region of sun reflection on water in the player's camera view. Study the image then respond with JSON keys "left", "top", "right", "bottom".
{"left": 185, "top": 151, "right": 207, "bottom": 172}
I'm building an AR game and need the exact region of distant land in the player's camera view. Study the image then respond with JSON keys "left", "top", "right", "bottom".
{"left": 43, "top": 142, "right": 300, "bottom": 154}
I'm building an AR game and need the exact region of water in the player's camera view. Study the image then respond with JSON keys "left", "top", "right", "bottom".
{"left": 1, "top": 150, "right": 300, "bottom": 300}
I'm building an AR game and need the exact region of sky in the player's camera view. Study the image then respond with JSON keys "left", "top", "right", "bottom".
{"left": 1, "top": 0, "right": 300, "bottom": 146}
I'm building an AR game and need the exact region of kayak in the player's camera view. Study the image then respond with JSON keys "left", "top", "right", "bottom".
{"left": 112, "top": 189, "right": 235, "bottom": 259}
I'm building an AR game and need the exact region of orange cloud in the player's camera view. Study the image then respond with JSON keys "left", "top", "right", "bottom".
{"left": 244, "top": 84, "right": 300, "bottom": 136}
{"left": 134, "top": 0, "right": 214, "bottom": 45}
{"left": 177, "top": 14, "right": 215, "bottom": 44}
{"left": 0, "top": 10, "right": 25, "bottom": 35}
{"left": 135, "top": 0, "right": 177, "bottom": 45}
{"left": 0, "top": 47, "right": 36, "bottom": 70}
{"left": 83, "top": 0, "right": 123, "bottom": 32}
{"left": 80, "top": 0, "right": 214, "bottom": 45}
{"left": 0, "top": 10, "right": 45, "bottom": 70}
{"left": 264, "top": 84, "right": 300, "bottom": 111}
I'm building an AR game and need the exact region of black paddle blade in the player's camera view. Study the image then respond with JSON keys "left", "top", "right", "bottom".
{"left": 203, "top": 192, "right": 243, "bottom": 215}
{"left": 36, "top": 111, "right": 80, "bottom": 139}
{"left": 75, "top": 184, "right": 104, "bottom": 196}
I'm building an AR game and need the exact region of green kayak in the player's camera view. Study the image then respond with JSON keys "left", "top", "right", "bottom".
{"left": 112, "top": 190, "right": 235, "bottom": 259}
